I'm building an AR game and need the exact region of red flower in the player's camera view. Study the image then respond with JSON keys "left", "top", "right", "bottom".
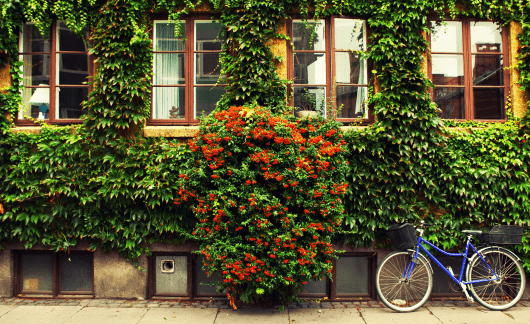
{"left": 270, "top": 254, "right": 276, "bottom": 258}
{"left": 283, "top": 260, "right": 289, "bottom": 264}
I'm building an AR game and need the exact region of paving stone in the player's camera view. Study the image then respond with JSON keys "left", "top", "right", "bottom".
{"left": 119, "top": 303, "right": 133, "bottom": 308}
{"left": 308, "top": 302, "right": 320, "bottom": 309}
{"left": 321, "top": 303, "right": 333, "bottom": 309}
{"left": 159, "top": 304, "right": 171, "bottom": 308}
{"left": 333, "top": 304, "right": 345, "bottom": 309}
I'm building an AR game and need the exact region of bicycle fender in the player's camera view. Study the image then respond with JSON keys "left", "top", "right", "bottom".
{"left": 407, "top": 249, "right": 434, "bottom": 274}
{"left": 469, "top": 246, "right": 521, "bottom": 264}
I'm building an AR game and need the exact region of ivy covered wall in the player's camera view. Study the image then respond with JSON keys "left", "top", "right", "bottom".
{"left": 0, "top": 0, "right": 530, "bottom": 298}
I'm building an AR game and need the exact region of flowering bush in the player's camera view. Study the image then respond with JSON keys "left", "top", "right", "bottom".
{"left": 175, "top": 106, "right": 349, "bottom": 305}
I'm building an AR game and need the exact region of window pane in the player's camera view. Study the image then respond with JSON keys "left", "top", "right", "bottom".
{"left": 195, "top": 86, "right": 224, "bottom": 118}
{"left": 432, "top": 256, "right": 463, "bottom": 295}
{"left": 153, "top": 87, "right": 185, "bottom": 119}
{"left": 335, "top": 52, "right": 366, "bottom": 84}
{"left": 57, "top": 54, "right": 89, "bottom": 85}
{"left": 294, "top": 86, "right": 326, "bottom": 115}
{"left": 431, "top": 55, "right": 464, "bottom": 86}
{"left": 470, "top": 21, "right": 503, "bottom": 53}
{"left": 293, "top": 53, "right": 326, "bottom": 84}
{"left": 195, "top": 21, "right": 223, "bottom": 51}
{"left": 433, "top": 87, "right": 465, "bottom": 119}
{"left": 195, "top": 256, "right": 224, "bottom": 295}
{"left": 196, "top": 53, "right": 222, "bottom": 84}
{"left": 155, "top": 256, "right": 188, "bottom": 295}
{"left": 20, "top": 87, "right": 50, "bottom": 120}
{"left": 334, "top": 19, "right": 366, "bottom": 51}
{"left": 22, "top": 254, "right": 53, "bottom": 293}
{"left": 300, "top": 277, "right": 327, "bottom": 295}
{"left": 430, "top": 21, "right": 462, "bottom": 53}
{"left": 472, "top": 54, "right": 504, "bottom": 86}
{"left": 336, "top": 86, "right": 368, "bottom": 119}
{"left": 293, "top": 20, "right": 326, "bottom": 51}
{"left": 57, "top": 22, "right": 88, "bottom": 52}
{"left": 21, "top": 54, "right": 50, "bottom": 86}
{"left": 57, "top": 87, "right": 88, "bottom": 119}
{"left": 154, "top": 22, "right": 185, "bottom": 51}
{"left": 60, "top": 254, "right": 92, "bottom": 292}
{"left": 474, "top": 88, "right": 504, "bottom": 119}
{"left": 22, "top": 24, "right": 50, "bottom": 53}
{"left": 154, "top": 53, "right": 185, "bottom": 85}
{"left": 336, "top": 256, "right": 368, "bottom": 295}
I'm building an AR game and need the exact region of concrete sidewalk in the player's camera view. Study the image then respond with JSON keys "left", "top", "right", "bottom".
{"left": 1, "top": 299, "right": 530, "bottom": 324}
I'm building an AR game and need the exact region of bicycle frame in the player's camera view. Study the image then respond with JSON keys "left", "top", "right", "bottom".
{"left": 404, "top": 234, "right": 499, "bottom": 286}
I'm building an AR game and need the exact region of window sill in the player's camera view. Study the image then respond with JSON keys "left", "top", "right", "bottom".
{"left": 143, "top": 126, "right": 200, "bottom": 138}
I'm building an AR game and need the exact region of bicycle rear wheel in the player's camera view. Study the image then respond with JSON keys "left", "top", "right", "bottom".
{"left": 466, "top": 248, "right": 525, "bottom": 310}
{"left": 376, "top": 251, "right": 433, "bottom": 312}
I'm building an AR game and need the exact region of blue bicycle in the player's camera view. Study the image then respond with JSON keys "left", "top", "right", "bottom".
{"left": 375, "top": 222, "right": 526, "bottom": 312}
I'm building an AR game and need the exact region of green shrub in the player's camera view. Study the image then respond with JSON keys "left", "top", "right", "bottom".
{"left": 175, "top": 106, "right": 349, "bottom": 305}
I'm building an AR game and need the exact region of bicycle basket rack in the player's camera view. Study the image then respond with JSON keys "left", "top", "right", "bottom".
{"left": 479, "top": 225, "right": 524, "bottom": 245}
{"left": 387, "top": 223, "right": 417, "bottom": 250}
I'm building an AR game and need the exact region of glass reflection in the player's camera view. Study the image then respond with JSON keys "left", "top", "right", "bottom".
{"left": 154, "top": 21, "right": 185, "bottom": 51}
{"left": 431, "top": 55, "right": 464, "bottom": 86}
{"left": 57, "top": 87, "right": 88, "bottom": 119}
{"left": 196, "top": 53, "right": 222, "bottom": 84}
{"left": 57, "top": 21, "right": 88, "bottom": 52}
{"left": 472, "top": 54, "right": 503, "bottom": 86}
{"left": 335, "top": 52, "right": 366, "bottom": 84}
{"left": 334, "top": 18, "right": 365, "bottom": 51}
{"left": 57, "top": 54, "right": 89, "bottom": 85}
{"left": 293, "top": 20, "right": 326, "bottom": 51}
{"left": 61, "top": 254, "right": 93, "bottom": 292}
{"left": 293, "top": 87, "right": 326, "bottom": 116}
{"left": 22, "top": 24, "right": 50, "bottom": 53}
{"left": 429, "top": 21, "right": 463, "bottom": 53}
{"left": 433, "top": 87, "right": 465, "bottom": 119}
{"left": 471, "top": 21, "right": 502, "bottom": 53}
{"left": 293, "top": 53, "right": 326, "bottom": 84}
{"left": 195, "top": 21, "right": 223, "bottom": 51}
{"left": 21, "top": 54, "right": 50, "bottom": 86}
{"left": 195, "top": 86, "right": 224, "bottom": 118}
{"left": 336, "top": 86, "right": 368, "bottom": 119}
{"left": 474, "top": 88, "right": 504, "bottom": 119}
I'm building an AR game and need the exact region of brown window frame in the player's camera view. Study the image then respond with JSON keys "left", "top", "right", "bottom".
{"left": 287, "top": 16, "right": 373, "bottom": 125}
{"left": 13, "top": 250, "right": 94, "bottom": 298}
{"left": 428, "top": 17, "right": 510, "bottom": 122}
{"left": 16, "top": 20, "right": 92, "bottom": 126}
{"left": 148, "top": 15, "right": 226, "bottom": 126}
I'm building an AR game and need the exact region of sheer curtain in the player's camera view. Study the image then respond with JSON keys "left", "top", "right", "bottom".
{"left": 153, "top": 21, "right": 185, "bottom": 119}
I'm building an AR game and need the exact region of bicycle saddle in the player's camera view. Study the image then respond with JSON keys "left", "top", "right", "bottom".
{"left": 461, "top": 230, "right": 483, "bottom": 235}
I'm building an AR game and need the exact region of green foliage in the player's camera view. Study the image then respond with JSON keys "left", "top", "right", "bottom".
{"left": 176, "top": 106, "right": 349, "bottom": 303}
{"left": 0, "top": 0, "right": 530, "bottom": 304}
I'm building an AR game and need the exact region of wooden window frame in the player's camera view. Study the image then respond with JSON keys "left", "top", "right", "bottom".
{"left": 16, "top": 20, "right": 92, "bottom": 126}
{"left": 287, "top": 16, "right": 373, "bottom": 125}
{"left": 13, "top": 250, "right": 94, "bottom": 298}
{"left": 148, "top": 14, "right": 225, "bottom": 126}
{"left": 428, "top": 17, "right": 510, "bottom": 122}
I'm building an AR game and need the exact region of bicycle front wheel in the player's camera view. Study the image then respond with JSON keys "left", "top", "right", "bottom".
{"left": 466, "top": 248, "right": 526, "bottom": 310}
{"left": 376, "top": 251, "right": 433, "bottom": 312}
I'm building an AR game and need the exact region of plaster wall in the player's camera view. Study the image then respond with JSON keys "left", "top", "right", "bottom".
{"left": 0, "top": 248, "right": 13, "bottom": 297}
{"left": 510, "top": 21, "right": 529, "bottom": 118}
{"left": 93, "top": 249, "right": 148, "bottom": 299}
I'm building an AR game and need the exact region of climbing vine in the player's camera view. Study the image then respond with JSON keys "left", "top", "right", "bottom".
{"left": 0, "top": 0, "right": 530, "bottom": 303}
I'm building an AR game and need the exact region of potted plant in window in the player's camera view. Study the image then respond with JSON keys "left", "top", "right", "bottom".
{"left": 296, "top": 88, "right": 325, "bottom": 118}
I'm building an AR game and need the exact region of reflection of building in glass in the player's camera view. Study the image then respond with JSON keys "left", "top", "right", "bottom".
{"left": 473, "top": 43, "right": 503, "bottom": 119}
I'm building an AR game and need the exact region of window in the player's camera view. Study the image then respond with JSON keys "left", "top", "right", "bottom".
{"left": 299, "top": 253, "right": 377, "bottom": 300}
{"left": 429, "top": 19, "right": 509, "bottom": 120}
{"left": 14, "top": 251, "right": 93, "bottom": 297}
{"left": 151, "top": 18, "right": 225, "bottom": 124}
{"left": 288, "top": 17, "right": 369, "bottom": 122}
{"left": 18, "top": 21, "right": 90, "bottom": 124}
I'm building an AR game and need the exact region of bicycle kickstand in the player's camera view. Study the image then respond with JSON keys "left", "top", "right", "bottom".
{"left": 460, "top": 283, "right": 474, "bottom": 303}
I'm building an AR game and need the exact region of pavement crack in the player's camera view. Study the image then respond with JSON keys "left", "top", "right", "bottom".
{"left": 358, "top": 308, "right": 368, "bottom": 324}
{"left": 212, "top": 307, "right": 220, "bottom": 323}
{"left": 61, "top": 305, "right": 85, "bottom": 324}
{"left": 426, "top": 306, "right": 443, "bottom": 323}
{"left": 134, "top": 308, "right": 149, "bottom": 324}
